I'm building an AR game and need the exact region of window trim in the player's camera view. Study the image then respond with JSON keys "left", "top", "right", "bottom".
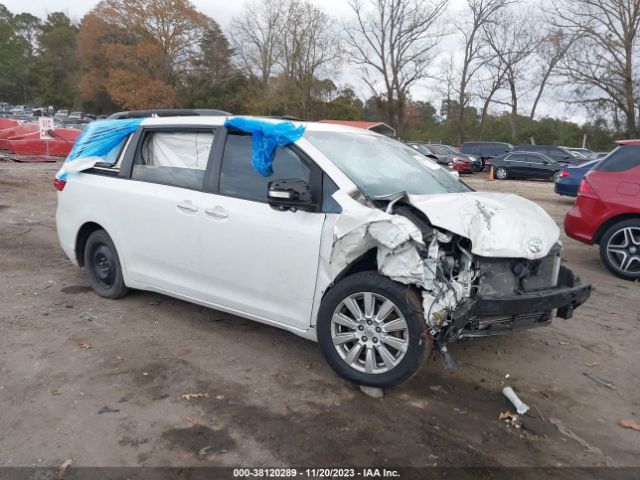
{"left": 209, "top": 127, "right": 325, "bottom": 213}
{"left": 121, "top": 125, "right": 219, "bottom": 192}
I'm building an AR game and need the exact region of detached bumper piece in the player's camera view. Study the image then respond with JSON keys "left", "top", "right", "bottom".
{"left": 457, "top": 266, "right": 591, "bottom": 339}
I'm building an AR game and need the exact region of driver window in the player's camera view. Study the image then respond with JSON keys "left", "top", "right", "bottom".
{"left": 219, "top": 133, "right": 311, "bottom": 202}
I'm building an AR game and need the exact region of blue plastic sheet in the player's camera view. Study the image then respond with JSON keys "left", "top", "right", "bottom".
{"left": 224, "top": 117, "right": 305, "bottom": 177}
{"left": 56, "top": 118, "right": 143, "bottom": 180}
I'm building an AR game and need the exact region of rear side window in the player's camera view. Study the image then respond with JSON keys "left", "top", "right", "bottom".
{"left": 595, "top": 146, "right": 640, "bottom": 172}
{"left": 219, "top": 133, "right": 311, "bottom": 202}
{"left": 508, "top": 153, "right": 526, "bottom": 161}
{"left": 132, "top": 130, "right": 214, "bottom": 190}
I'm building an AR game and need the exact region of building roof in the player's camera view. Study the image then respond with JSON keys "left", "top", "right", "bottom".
{"left": 318, "top": 120, "right": 396, "bottom": 137}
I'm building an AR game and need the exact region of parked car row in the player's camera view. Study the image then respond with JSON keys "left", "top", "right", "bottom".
{"left": 406, "top": 141, "right": 483, "bottom": 173}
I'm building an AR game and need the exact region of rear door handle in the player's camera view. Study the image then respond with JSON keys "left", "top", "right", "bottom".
{"left": 205, "top": 206, "right": 228, "bottom": 219}
{"left": 177, "top": 201, "right": 198, "bottom": 213}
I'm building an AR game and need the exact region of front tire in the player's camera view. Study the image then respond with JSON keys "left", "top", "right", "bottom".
{"left": 84, "top": 230, "right": 129, "bottom": 299}
{"left": 317, "top": 272, "right": 429, "bottom": 388}
{"left": 494, "top": 166, "right": 509, "bottom": 180}
{"left": 599, "top": 219, "right": 640, "bottom": 280}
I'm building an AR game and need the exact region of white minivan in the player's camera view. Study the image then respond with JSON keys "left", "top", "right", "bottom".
{"left": 55, "top": 110, "right": 591, "bottom": 387}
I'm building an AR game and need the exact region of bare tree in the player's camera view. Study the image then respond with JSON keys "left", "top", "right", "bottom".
{"left": 229, "top": 0, "right": 286, "bottom": 87}
{"left": 476, "top": 57, "right": 508, "bottom": 136}
{"left": 529, "top": 26, "right": 576, "bottom": 119}
{"left": 483, "top": 7, "right": 538, "bottom": 140}
{"left": 455, "top": 0, "right": 511, "bottom": 142}
{"left": 278, "top": 0, "right": 341, "bottom": 118}
{"left": 550, "top": 0, "right": 640, "bottom": 137}
{"left": 344, "top": 0, "right": 448, "bottom": 134}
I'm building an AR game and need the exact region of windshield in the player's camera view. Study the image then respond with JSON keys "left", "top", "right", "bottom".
{"left": 304, "top": 131, "right": 470, "bottom": 197}
{"left": 438, "top": 145, "right": 459, "bottom": 155}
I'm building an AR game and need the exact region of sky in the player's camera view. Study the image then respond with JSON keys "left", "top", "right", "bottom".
{"left": 0, "top": 0, "right": 586, "bottom": 123}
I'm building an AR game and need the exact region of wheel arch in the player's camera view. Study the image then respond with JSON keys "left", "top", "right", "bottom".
{"left": 322, "top": 248, "right": 378, "bottom": 301}
{"left": 593, "top": 213, "right": 640, "bottom": 244}
{"left": 75, "top": 221, "right": 106, "bottom": 266}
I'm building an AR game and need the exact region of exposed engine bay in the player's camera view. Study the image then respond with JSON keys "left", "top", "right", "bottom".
{"left": 329, "top": 189, "right": 591, "bottom": 367}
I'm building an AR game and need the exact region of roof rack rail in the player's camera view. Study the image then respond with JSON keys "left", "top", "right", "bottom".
{"left": 108, "top": 109, "right": 231, "bottom": 120}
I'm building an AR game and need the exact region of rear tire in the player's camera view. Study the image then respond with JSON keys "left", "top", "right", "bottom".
{"left": 317, "top": 272, "right": 429, "bottom": 388}
{"left": 598, "top": 219, "right": 640, "bottom": 280}
{"left": 495, "top": 166, "right": 509, "bottom": 180}
{"left": 84, "top": 230, "right": 129, "bottom": 299}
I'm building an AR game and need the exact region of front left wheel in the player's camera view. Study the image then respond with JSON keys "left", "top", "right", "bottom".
{"left": 84, "top": 230, "right": 129, "bottom": 299}
{"left": 317, "top": 272, "right": 429, "bottom": 388}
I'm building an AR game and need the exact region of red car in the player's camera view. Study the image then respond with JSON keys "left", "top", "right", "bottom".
{"left": 564, "top": 140, "right": 640, "bottom": 280}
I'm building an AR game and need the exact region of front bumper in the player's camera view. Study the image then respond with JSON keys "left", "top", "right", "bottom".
{"left": 454, "top": 266, "right": 591, "bottom": 339}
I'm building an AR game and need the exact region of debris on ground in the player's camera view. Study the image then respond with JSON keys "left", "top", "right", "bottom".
{"left": 585, "top": 362, "right": 600, "bottom": 368}
{"left": 583, "top": 371, "right": 616, "bottom": 390}
{"left": 98, "top": 405, "right": 120, "bottom": 414}
{"left": 359, "top": 385, "right": 384, "bottom": 399}
{"left": 51, "top": 388, "right": 61, "bottom": 396}
{"left": 503, "top": 386, "right": 530, "bottom": 414}
{"left": 78, "top": 342, "right": 92, "bottom": 349}
{"left": 182, "top": 392, "right": 209, "bottom": 400}
{"left": 618, "top": 419, "right": 640, "bottom": 431}
{"left": 55, "top": 459, "right": 72, "bottom": 480}
{"left": 498, "top": 410, "right": 522, "bottom": 429}
{"left": 175, "top": 347, "right": 191, "bottom": 357}
{"left": 549, "top": 418, "right": 602, "bottom": 455}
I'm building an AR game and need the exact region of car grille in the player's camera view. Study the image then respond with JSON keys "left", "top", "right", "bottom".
{"left": 474, "top": 244, "right": 562, "bottom": 297}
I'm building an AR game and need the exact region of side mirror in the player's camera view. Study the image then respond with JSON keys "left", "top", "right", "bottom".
{"left": 267, "top": 178, "right": 313, "bottom": 211}
{"left": 542, "top": 160, "right": 549, "bottom": 165}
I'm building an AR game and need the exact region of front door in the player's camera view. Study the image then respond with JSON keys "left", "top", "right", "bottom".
{"left": 197, "top": 132, "right": 326, "bottom": 330}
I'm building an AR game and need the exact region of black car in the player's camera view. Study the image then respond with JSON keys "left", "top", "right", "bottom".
{"left": 406, "top": 142, "right": 452, "bottom": 166}
{"left": 512, "top": 144, "right": 582, "bottom": 166}
{"left": 460, "top": 141, "right": 513, "bottom": 164}
{"left": 487, "top": 151, "right": 562, "bottom": 180}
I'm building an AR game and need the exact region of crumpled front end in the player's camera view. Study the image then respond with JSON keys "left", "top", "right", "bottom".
{"left": 328, "top": 190, "right": 591, "bottom": 358}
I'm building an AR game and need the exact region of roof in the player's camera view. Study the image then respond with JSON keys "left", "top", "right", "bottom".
{"left": 616, "top": 139, "right": 640, "bottom": 145}
{"left": 318, "top": 120, "right": 396, "bottom": 137}
{"left": 138, "top": 116, "right": 386, "bottom": 135}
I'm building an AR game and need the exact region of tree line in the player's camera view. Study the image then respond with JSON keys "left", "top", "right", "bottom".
{"left": 0, "top": 0, "right": 638, "bottom": 149}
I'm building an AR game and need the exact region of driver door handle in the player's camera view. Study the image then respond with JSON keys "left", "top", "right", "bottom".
{"left": 205, "top": 206, "right": 228, "bottom": 219}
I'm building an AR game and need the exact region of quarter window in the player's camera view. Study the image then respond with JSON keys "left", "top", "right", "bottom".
{"left": 219, "top": 133, "right": 311, "bottom": 202}
{"left": 132, "top": 130, "right": 214, "bottom": 190}
{"left": 595, "top": 146, "right": 639, "bottom": 172}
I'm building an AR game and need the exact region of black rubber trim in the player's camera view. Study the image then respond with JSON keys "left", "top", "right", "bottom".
{"left": 470, "top": 266, "right": 591, "bottom": 318}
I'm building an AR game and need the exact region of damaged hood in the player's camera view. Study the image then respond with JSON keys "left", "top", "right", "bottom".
{"left": 408, "top": 192, "right": 560, "bottom": 259}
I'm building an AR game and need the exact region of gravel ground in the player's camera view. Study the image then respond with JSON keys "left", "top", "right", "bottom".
{"left": 0, "top": 162, "right": 638, "bottom": 471}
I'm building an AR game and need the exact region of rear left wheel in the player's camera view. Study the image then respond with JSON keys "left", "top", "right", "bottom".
{"left": 84, "top": 230, "right": 129, "bottom": 299}
{"left": 599, "top": 219, "right": 640, "bottom": 280}
{"left": 317, "top": 272, "right": 429, "bottom": 388}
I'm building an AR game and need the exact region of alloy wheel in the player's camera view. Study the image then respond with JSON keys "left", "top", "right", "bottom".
{"left": 606, "top": 227, "right": 640, "bottom": 274}
{"left": 331, "top": 292, "right": 409, "bottom": 374}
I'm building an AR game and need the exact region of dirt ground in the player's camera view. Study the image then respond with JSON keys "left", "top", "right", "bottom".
{"left": 0, "top": 161, "right": 639, "bottom": 472}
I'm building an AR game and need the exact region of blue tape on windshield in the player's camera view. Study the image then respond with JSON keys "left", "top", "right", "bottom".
{"left": 56, "top": 118, "right": 143, "bottom": 180}
{"left": 224, "top": 117, "right": 305, "bottom": 177}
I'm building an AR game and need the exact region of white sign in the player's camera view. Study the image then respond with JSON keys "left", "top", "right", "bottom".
{"left": 39, "top": 117, "right": 55, "bottom": 140}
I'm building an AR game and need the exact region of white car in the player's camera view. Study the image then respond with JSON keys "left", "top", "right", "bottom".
{"left": 55, "top": 111, "right": 591, "bottom": 387}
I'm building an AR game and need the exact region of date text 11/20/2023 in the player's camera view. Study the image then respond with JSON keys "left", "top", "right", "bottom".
{"left": 232, "top": 468, "right": 400, "bottom": 478}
